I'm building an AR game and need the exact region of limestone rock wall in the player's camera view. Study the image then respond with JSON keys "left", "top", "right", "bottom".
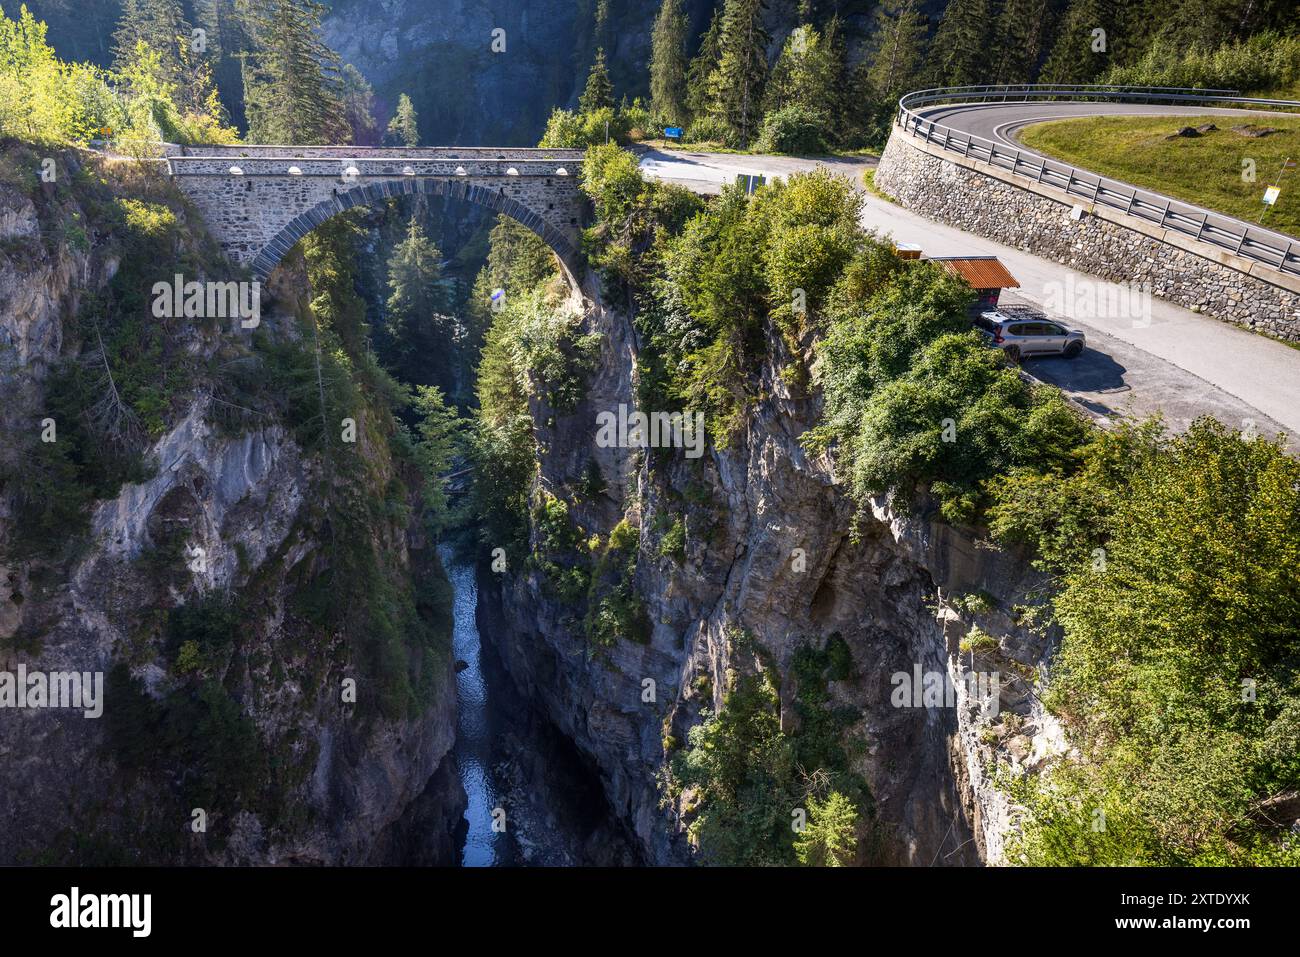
{"left": 483, "top": 279, "right": 1059, "bottom": 866}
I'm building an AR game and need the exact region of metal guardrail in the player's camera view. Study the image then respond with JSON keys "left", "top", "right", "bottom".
{"left": 895, "top": 85, "right": 1300, "bottom": 278}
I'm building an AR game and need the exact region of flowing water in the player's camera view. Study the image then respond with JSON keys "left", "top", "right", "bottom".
{"left": 439, "top": 545, "right": 515, "bottom": 867}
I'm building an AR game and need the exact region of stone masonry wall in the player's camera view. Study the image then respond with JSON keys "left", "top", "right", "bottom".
{"left": 874, "top": 128, "right": 1300, "bottom": 342}
{"left": 171, "top": 159, "right": 587, "bottom": 279}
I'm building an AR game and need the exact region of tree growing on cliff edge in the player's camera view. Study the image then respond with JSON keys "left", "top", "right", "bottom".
{"left": 241, "top": 0, "right": 347, "bottom": 145}
{"left": 579, "top": 47, "right": 614, "bottom": 114}
{"left": 649, "top": 0, "right": 689, "bottom": 126}
{"left": 794, "top": 791, "right": 860, "bottom": 867}
{"left": 385, "top": 91, "right": 419, "bottom": 147}
{"left": 708, "top": 0, "right": 771, "bottom": 146}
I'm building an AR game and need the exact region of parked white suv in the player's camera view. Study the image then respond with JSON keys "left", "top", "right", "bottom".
{"left": 974, "top": 310, "right": 1086, "bottom": 362}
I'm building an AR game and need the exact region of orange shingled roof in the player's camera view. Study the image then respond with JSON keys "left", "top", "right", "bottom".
{"left": 930, "top": 256, "right": 1021, "bottom": 289}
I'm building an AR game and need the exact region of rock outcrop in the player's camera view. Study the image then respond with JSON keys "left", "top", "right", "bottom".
{"left": 483, "top": 274, "right": 1061, "bottom": 865}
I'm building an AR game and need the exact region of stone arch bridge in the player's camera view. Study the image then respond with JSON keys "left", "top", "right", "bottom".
{"left": 160, "top": 145, "right": 588, "bottom": 280}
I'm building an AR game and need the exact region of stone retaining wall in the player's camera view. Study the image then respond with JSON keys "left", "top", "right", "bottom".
{"left": 874, "top": 127, "right": 1300, "bottom": 342}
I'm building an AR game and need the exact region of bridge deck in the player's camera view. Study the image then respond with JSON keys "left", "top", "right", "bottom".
{"left": 171, "top": 144, "right": 586, "bottom": 161}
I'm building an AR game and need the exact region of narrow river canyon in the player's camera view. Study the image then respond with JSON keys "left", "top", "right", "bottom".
{"left": 439, "top": 547, "right": 639, "bottom": 867}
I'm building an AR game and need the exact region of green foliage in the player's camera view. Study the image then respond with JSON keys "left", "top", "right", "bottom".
{"left": 585, "top": 519, "right": 649, "bottom": 647}
{"left": 242, "top": 0, "right": 349, "bottom": 145}
{"left": 649, "top": 168, "right": 861, "bottom": 442}
{"left": 539, "top": 105, "right": 628, "bottom": 148}
{"left": 754, "top": 103, "right": 830, "bottom": 155}
{"left": 672, "top": 635, "right": 868, "bottom": 866}
{"left": 999, "top": 419, "right": 1300, "bottom": 865}
{"left": 704, "top": 0, "right": 770, "bottom": 146}
{"left": 1038, "top": 0, "right": 1118, "bottom": 84}
{"left": 530, "top": 492, "right": 591, "bottom": 605}
{"left": 580, "top": 142, "right": 647, "bottom": 223}
{"left": 105, "top": 659, "right": 265, "bottom": 816}
{"left": 385, "top": 92, "right": 419, "bottom": 147}
{"left": 808, "top": 254, "right": 1090, "bottom": 524}
{"left": 986, "top": 418, "right": 1163, "bottom": 569}
{"left": 409, "top": 385, "right": 462, "bottom": 535}
{"left": 657, "top": 516, "right": 685, "bottom": 562}
{"left": 866, "top": 0, "right": 929, "bottom": 102}
{"left": 926, "top": 0, "right": 995, "bottom": 88}
{"left": 761, "top": 22, "right": 848, "bottom": 147}
{"left": 578, "top": 47, "right": 614, "bottom": 114}
{"left": 649, "top": 0, "right": 689, "bottom": 127}
{"left": 380, "top": 213, "right": 458, "bottom": 387}
{"left": 794, "top": 791, "right": 859, "bottom": 866}
{"left": 340, "top": 63, "right": 379, "bottom": 144}
{"left": 1101, "top": 31, "right": 1300, "bottom": 93}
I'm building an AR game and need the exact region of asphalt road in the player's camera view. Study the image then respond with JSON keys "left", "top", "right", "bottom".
{"left": 914, "top": 100, "right": 1300, "bottom": 252}
{"left": 638, "top": 138, "right": 1300, "bottom": 450}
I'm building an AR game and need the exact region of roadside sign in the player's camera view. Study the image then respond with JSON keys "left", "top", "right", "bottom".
{"left": 1263, "top": 185, "right": 1281, "bottom": 205}
{"left": 736, "top": 173, "right": 766, "bottom": 194}
{"left": 664, "top": 127, "right": 683, "bottom": 140}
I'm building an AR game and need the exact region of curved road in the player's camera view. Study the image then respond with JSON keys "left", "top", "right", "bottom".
{"left": 915, "top": 100, "right": 1300, "bottom": 251}
{"left": 637, "top": 98, "right": 1300, "bottom": 448}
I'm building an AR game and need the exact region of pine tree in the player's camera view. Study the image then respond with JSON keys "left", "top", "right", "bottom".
{"left": 385, "top": 92, "right": 419, "bottom": 146}
{"left": 242, "top": 0, "right": 348, "bottom": 145}
{"left": 866, "top": 0, "right": 928, "bottom": 103}
{"left": 989, "top": 0, "right": 1052, "bottom": 85}
{"left": 579, "top": 47, "right": 614, "bottom": 114}
{"left": 649, "top": 0, "right": 690, "bottom": 126}
{"left": 685, "top": 7, "right": 725, "bottom": 121}
{"left": 341, "top": 64, "right": 379, "bottom": 145}
{"left": 708, "top": 0, "right": 771, "bottom": 145}
{"left": 1039, "top": 0, "right": 1121, "bottom": 84}
{"left": 926, "top": 0, "right": 994, "bottom": 88}
{"left": 793, "top": 791, "right": 859, "bottom": 867}
{"left": 384, "top": 214, "right": 452, "bottom": 382}
{"left": 112, "top": 0, "right": 188, "bottom": 89}
{"left": 819, "top": 14, "right": 853, "bottom": 144}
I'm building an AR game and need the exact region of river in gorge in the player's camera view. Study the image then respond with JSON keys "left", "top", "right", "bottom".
{"left": 438, "top": 545, "right": 640, "bottom": 867}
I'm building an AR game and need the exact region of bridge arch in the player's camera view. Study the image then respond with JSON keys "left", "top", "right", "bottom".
{"left": 249, "top": 176, "right": 582, "bottom": 281}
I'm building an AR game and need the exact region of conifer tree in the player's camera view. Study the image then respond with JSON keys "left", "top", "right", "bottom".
{"left": 385, "top": 92, "right": 419, "bottom": 146}
{"left": 685, "top": 6, "right": 725, "bottom": 121}
{"left": 926, "top": 0, "right": 994, "bottom": 88}
{"left": 1039, "top": 0, "right": 1120, "bottom": 84}
{"left": 649, "top": 0, "right": 690, "bottom": 126}
{"left": 383, "top": 213, "right": 453, "bottom": 383}
{"left": 341, "top": 64, "right": 379, "bottom": 145}
{"left": 989, "top": 0, "right": 1052, "bottom": 85}
{"left": 708, "top": 0, "right": 771, "bottom": 145}
{"left": 112, "top": 0, "right": 187, "bottom": 89}
{"left": 866, "top": 0, "right": 928, "bottom": 103}
{"left": 241, "top": 0, "right": 348, "bottom": 145}
{"left": 579, "top": 47, "right": 614, "bottom": 114}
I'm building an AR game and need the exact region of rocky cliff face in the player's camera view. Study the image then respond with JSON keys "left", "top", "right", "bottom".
{"left": 483, "top": 274, "right": 1064, "bottom": 865}
{"left": 0, "top": 152, "right": 462, "bottom": 865}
